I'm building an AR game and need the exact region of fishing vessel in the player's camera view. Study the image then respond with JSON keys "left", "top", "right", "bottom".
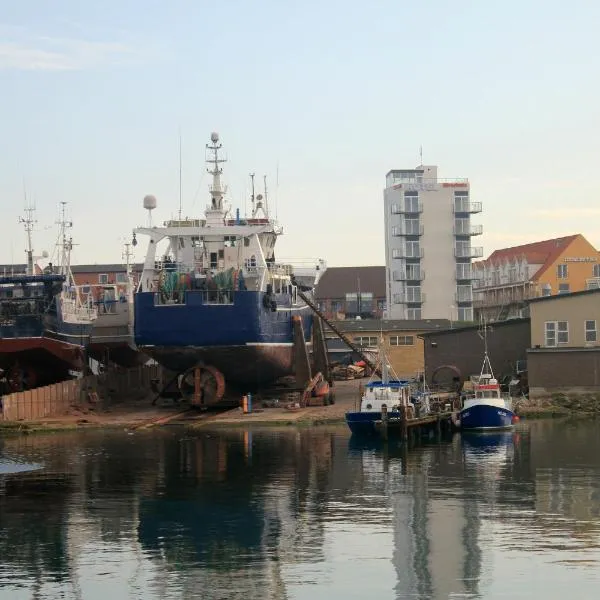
{"left": 458, "top": 324, "right": 515, "bottom": 431}
{"left": 345, "top": 340, "right": 412, "bottom": 435}
{"left": 132, "top": 132, "right": 324, "bottom": 401}
{"left": 0, "top": 205, "right": 97, "bottom": 392}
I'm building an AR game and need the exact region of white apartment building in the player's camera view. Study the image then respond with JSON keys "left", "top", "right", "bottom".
{"left": 383, "top": 165, "right": 482, "bottom": 321}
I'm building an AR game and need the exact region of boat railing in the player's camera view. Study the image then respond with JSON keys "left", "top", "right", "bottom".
{"left": 153, "top": 289, "right": 235, "bottom": 306}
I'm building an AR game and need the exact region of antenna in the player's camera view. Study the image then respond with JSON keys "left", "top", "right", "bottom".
{"left": 249, "top": 173, "right": 256, "bottom": 216}
{"left": 263, "top": 174, "right": 269, "bottom": 218}
{"left": 419, "top": 145, "right": 423, "bottom": 166}
{"left": 178, "top": 129, "right": 183, "bottom": 221}
{"left": 275, "top": 161, "right": 279, "bottom": 221}
{"left": 56, "top": 201, "right": 74, "bottom": 279}
{"left": 122, "top": 242, "right": 134, "bottom": 276}
{"left": 19, "top": 196, "right": 36, "bottom": 276}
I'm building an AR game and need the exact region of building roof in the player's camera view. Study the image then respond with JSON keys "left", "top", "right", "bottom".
{"left": 418, "top": 317, "right": 530, "bottom": 338}
{"left": 474, "top": 235, "right": 580, "bottom": 279}
{"left": 527, "top": 287, "right": 600, "bottom": 305}
{"left": 328, "top": 318, "right": 451, "bottom": 333}
{"left": 315, "top": 266, "right": 386, "bottom": 299}
{"left": 71, "top": 263, "right": 144, "bottom": 274}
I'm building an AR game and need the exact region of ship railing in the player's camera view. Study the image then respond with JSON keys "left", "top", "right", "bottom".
{"left": 153, "top": 289, "right": 235, "bottom": 306}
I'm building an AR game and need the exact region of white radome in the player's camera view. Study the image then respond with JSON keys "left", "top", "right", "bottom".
{"left": 143, "top": 195, "right": 157, "bottom": 211}
{"left": 211, "top": 132, "right": 219, "bottom": 143}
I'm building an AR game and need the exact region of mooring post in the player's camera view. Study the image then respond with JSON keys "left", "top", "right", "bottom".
{"left": 400, "top": 404, "right": 408, "bottom": 442}
{"left": 381, "top": 404, "right": 388, "bottom": 441}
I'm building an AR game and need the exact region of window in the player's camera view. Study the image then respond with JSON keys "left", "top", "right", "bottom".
{"left": 407, "top": 308, "right": 421, "bottom": 319}
{"left": 585, "top": 320, "right": 597, "bottom": 343}
{"left": 456, "top": 285, "right": 472, "bottom": 302}
{"left": 458, "top": 307, "right": 473, "bottom": 321}
{"left": 545, "top": 321, "right": 568, "bottom": 346}
{"left": 406, "top": 286, "right": 422, "bottom": 302}
{"left": 390, "top": 335, "right": 414, "bottom": 346}
{"left": 354, "top": 336, "right": 378, "bottom": 347}
{"left": 404, "top": 218, "right": 421, "bottom": 235}
{"left": 558, "top": 283, "right": 570, "bottom": 294}
{"left": 377, "top": 299, "right": 386, "bottom": 312}
{"left": 405, "top": 241, "right": 421, "bottom": 258}
{"left": 557, "top": 264, "right": 568, "bottom": 279}
{"left": 456, "top": 263, "right": 472, "bottom": 280}
{"left": 454, "top": 194, "right": 469, "bottom": 213}
{"left": 594, "top": 264, "right": 600, "bottom": 278}
{"left": 404, "top": 196, "right": 420, "bottom": 213}
{"left": 544, "top": 322, "right": 556, "bottom": 346}
{"left": 331, "top": 301, "right": 343, "bottom": 313}
{"left": 406, "top": 264, "right": 422, "bottom": 280}
{"left": 116, "top": 273, "right": 128, "bottom": 283}
{"left": 98, "top": 274, "right": 108, "bottom": 284}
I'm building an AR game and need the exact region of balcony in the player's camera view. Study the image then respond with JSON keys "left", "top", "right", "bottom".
{"left": 453, "top": 202, "right": 483, "bottom": 214}
{"left": 391, "top": 202, "right": 423, "bottom": 214}
{"left": 391, "top": 223, "right": 424, "bottom": 236}
{"left": 456, "top": 265, "right": 475, "bottom": 280}
{"left": 454, "top": 246, "right": 483, "bottom": 259}
{"left": 586, "top": 278, "right": 600, "bottom": 290}
{"left": 393, "top": 268, "right": 425, "bottom": 281}
{"left": 454, "top": 223, "right": 483, "bottom": 236}
{"left": 393, "top": 291, "right": 426, "bottom": 304}
{"left": 392, "top": 247, "right": 424, "bottom": 259}
{"left": 455, "top": 288, "right": 474, "bottom": 303}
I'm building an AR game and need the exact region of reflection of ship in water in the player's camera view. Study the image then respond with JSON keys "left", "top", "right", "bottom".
{"left": 136, "top": 430, "right": 336, "bottom": 599}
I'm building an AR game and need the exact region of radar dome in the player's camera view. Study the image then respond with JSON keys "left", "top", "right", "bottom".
{"left": 41, "top": 250, "right": 49, "bottom": 258}
{"left": 210, "top": 132, "right": 219, "bottom": 143}
{"left": 143, "top": 195, "right": 157, "bottom": 210}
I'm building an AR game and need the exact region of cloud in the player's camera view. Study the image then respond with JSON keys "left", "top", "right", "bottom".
{"left": 0, "top": 31, "right": 144, "bottom": 71}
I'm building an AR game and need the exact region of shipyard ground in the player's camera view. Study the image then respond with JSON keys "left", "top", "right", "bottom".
{"left": 0, "top": 379, "right": 364, "bottom": 433}
{"left": 0, "top": 380, "right": 583, "bottom": 435}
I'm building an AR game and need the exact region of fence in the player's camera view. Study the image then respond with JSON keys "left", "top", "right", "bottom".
{"left": 1, "top": 364, "right": 163, "bottom": 421}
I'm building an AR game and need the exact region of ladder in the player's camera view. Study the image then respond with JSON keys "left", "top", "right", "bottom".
{"left": 296, "top": 289, "right": 382, "bottom": 377}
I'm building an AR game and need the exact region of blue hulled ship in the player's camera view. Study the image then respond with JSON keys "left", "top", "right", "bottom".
{"left": 132, "top": 132, "right": 324, "bottom": 400}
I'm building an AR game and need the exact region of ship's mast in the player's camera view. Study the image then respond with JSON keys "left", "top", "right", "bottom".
{"left": 19, "top": 205, "right": 36, "bottom": 275}
{"left": 57, "top": 201, "right": 74, "bottom": 279}
{"left": 206, "top": 132, "right": 227, "bottom": 211}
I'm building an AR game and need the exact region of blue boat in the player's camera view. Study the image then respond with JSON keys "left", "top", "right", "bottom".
{"left": 345, "top": 342, "right": 414, "bottom": 435}
{"left": 0, "top": 206, "right": 97, "bottom": 391}
{"left": 458, "top": 325, "right": 515, "bottom": 432}
{"left": 131, "top": 132, "right": 324, "bottom": 401}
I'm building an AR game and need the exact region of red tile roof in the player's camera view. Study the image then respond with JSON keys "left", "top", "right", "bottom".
{"left": 474, "top": 235, "right": 580, "bottom": 279}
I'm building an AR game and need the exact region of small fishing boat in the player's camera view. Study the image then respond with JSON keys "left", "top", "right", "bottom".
{"left": 345, "top": 341, "right": 412, "bottom": 435}
{"left": 458, "top": 324, "right": 515, "bottom": 431}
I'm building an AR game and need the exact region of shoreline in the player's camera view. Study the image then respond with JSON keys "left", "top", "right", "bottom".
{"left": 1, "top": 381, "right": 594, "bottom": 436}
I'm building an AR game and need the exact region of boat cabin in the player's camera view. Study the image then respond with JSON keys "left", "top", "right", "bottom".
{"left": 360, "top": 380, "right": 411, "bottom": 413}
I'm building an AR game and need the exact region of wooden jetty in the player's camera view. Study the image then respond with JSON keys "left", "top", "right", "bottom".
{"left": 375, "top": 404, "right": 457, "bottom": 443}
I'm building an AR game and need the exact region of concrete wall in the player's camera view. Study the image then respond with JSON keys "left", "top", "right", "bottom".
{"left": 422, "top": 319, "right": 530, "bottom": 384}
{"left": 530, "top": 291, "right": 600, "bottom": 348}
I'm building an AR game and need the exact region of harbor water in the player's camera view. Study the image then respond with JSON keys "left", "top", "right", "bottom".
{"left": 1, "top": 420, "right": 599, "bottom": 599}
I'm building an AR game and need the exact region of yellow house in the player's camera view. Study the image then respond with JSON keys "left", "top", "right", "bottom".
{"left": 325, "top": 318, "right": 450, "bottom": 379}
{"left": 473, "top": 234, "right": 600, "bottom": 321}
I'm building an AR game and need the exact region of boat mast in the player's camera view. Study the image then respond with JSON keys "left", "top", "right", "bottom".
{"left": 19, "top": 204, "right": 36, "bottom": 276}
{"left": 57, "top": 201, "right": 74, "bottom": 280}
{"left": 206, "top": 132, "right": 226, "bottom": 211}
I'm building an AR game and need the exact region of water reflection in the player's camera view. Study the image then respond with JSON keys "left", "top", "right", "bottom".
{"left": 0, "top": 422, "right": 599, "bottom": 598}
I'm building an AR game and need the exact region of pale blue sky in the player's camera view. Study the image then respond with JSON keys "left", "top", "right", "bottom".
{"left": 1, "top": 0, "right": 599, "bottom": 267}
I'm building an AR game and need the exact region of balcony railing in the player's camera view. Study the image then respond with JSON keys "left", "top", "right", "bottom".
{"left": 455, "top": 289, "right": 474, "bottom": 303}
{"left": 393, "top": 291, "right": 426, "bottom": 304}
{"left": 455, "top": 246, "right": 483, "bottom": 259}
{"left": 453, "top": 202, "right": 483, "bottom": 214}
{"left": 391, "top": 202, "right": 423, "bottom": 214}
{"left": 391, "top": 223, "right": 424, "bottom": 236}
{"left": 456, "top": 266, "right": 475, "bottom": 280}
{"left": 393, "top": 269, "right": 425, "bottom": 281}
{"left": 586, "top": 278, "right": 600, "bottom": 290}
{"left": 454, "top": 223, "right": 483, "bottom": 236}
{"left": 392, "top": 247, "right": 425, "bottom": 259}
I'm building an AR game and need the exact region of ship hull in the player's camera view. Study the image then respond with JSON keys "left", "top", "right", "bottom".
{"left": 134, "top": 290, "right": 313, "bottom": 388}
{"left": 460, "top": 403, "right": 514, "bottom": 431}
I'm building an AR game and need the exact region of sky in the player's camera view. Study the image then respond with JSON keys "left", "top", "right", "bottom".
{"left": 1, "top": 0, "right": 599, "bottom": 268}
